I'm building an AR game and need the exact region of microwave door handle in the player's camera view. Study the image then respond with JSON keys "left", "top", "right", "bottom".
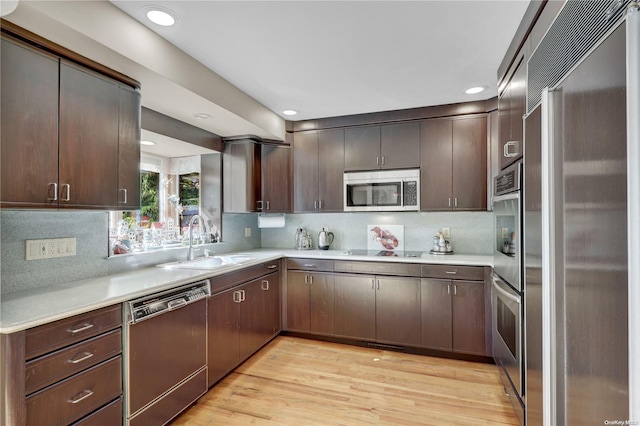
{"left": 492, "top": 276, "right": 521, "bottom": 304}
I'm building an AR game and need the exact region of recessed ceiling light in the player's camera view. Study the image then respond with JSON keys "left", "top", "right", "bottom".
{"left": 194, "top": 113, "right": 212, "bottom": 120}
{"left": 465, "top": 86, "right": 486, "bottom": 95}
{"left": 140, "top": 140, "right": 156, "bottom": 146}
{"left": 146, "top": 9, "right": 176, "bottom": 26}
{"left": 282, "top": 110, "right": 298, "bottom": 116}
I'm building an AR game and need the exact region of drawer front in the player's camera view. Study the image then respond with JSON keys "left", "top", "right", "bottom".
{"left": 334, "top": 261, "right": 421, "bottom": 277}
{"left": 26, "top": 329, "right": 122, "bottom": 395}
{"left": 421, "top": 264, "right": 485, "bottom": 281}
{"left": 287, "top": 258, "right": 334, "bottom": 272}
{"left": 72, "top": 397, "right": 122, "bottom": 426}
{"left": 25, "top": 305, "right": 122, "bottom": 360}
{"left": 26, "top": 356, "right": 122, "bottom": 426}
{"left": 211, "top": 259, "right": 281, "bottom": 294}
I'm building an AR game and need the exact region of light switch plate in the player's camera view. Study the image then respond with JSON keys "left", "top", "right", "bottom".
{"left": 26, "top": 238, "right": 76, "bottom": 260}
{"left": 442, "top": 227, "right": 451, "bottom": 238}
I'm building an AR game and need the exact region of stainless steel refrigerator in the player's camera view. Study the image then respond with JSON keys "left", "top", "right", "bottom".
{"left": 524, "top": 2, "right": 640, "bottom": 424}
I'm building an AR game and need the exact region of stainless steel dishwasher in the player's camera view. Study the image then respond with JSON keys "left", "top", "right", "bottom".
{"left": 123, "top": 280, "right": 210, "bottom": 426}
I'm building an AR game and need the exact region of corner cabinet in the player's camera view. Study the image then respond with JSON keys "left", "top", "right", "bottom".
{"left": 498, "top": 58, "right": 526, "bottom": 170}
{"left": 223, "top": 139, "right": 291, "bottom": 213}
{"left": 344, "top": 122, "right": 420, "bottom": 171}
{"left": 292, "top": 129, "right": 345, "bottom": 212}
{"left": 420, "top": 116, "right": 487, "bottom": 211}
{"left": 0, "top": 36, "right": 141, "bottom": 210}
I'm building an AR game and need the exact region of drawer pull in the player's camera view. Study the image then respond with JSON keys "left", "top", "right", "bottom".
{"left": 67, "top": 323, "right": 94, "bottom": 334}
{"left": 68, "top": 389, "right": 94, "bottom": 404}
{"left": 67, "top": 351, "right": 94, "bottom": 364}
{"left": 303, "top": 264, "right": 317, "bottom": 268}
{"left": 445, "top": 271, "right": 457, "bottom": 275}
{"left": 267, "top": 264, "right": 277, "bottom": 269}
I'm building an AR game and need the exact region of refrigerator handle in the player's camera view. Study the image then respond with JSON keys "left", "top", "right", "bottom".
{"left": 541, "top": 87, "right": 557, "bottom": 426}
{"left": 627, "top": 4, "right": 640, "bottom": 421}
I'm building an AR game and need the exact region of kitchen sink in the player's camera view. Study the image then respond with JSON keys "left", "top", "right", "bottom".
{"left": 157, "top": 254, "right": 256, "bottom": 270}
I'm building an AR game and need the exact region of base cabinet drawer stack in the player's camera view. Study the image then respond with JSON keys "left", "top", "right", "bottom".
{"left": 24, "top": 305, "right": 123, "bottom": 426}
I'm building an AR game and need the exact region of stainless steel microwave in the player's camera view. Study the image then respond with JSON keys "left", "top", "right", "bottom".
{"left": 343, "top": 169, "right": 420, "bottom": 212}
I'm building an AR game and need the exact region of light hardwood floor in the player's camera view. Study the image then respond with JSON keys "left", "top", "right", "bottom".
{"left": 171, "top": 336, "right": 518, "bottom": 426}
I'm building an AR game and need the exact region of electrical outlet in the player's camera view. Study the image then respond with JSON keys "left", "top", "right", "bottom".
{"left": 244, "top": 227, "right": 252, "bottom": 238}
{"left": 26, "top": 238, "right": 77, "bottom": 260}
{"left": 442, "top": 227, "right": 451, "bottom": 238}
{"left": 502, "top": 227, "right": 509, "bottom": 239}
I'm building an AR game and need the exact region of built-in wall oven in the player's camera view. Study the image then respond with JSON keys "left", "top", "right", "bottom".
{"left": 492, "top": 161, "right": 524, "bottom": 425}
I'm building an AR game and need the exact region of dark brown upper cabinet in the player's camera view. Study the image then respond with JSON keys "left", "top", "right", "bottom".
{"left": 59, "top": 61, "right": 120, "bottom": 209}
{"left": 1, "top": 37, "right": 141, "bottom": 210}
{"left": 293, "top": 129, "right": 344, "bottom": 212}
{"left": 420, "top": 116, "right": 487, "bottom": 211}
{"left": 1, "top": 38, "right": 59, "bottom": 208}
{"left": 498, "top": 58, "right": 526, "bottom": 170}
{"left": 223, "top": 139, "right": 291, "bottom": 213}
{"left": 344, "top": 122, "right": 420, "bottom": 171}
{"left": 118, "top": 86, "right": 142, "bottom": 209}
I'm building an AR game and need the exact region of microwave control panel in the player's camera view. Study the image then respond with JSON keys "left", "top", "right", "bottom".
{"left": 403, "top": 181, "right": 418, "bottom": 206}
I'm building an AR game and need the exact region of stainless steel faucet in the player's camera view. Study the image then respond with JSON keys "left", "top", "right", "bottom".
{"left": 187, "top": 214, "right": 206, "bottom": 261}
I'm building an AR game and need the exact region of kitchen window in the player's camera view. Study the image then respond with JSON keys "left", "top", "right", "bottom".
{"left": 109, "top": 154, "right": 218, "bottom": 256}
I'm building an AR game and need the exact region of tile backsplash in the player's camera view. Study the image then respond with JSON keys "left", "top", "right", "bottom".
{"left": 1, "top": 210, "right": 492, "bottom": 295}
{"left": 260, "top": 211, "right": 493, "bottom": 254}
{"left": 0, "top": 211, "right": 261, "bottom": 294}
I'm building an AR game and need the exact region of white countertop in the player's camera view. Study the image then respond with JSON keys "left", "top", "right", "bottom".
{"left": 0, "top": 249, "right": 492, "bottom": 334}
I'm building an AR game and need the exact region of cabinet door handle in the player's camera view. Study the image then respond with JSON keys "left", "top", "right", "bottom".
{"left": 257, "top": 200, "right": 263, "bottom": 210}
{"left": 371, "top": 279, "right": 375, "bottom": 289}
{"left": 266, "top": 200, "right": 270, "bottom": 210}
{"left": 319, "top": 200, "right": 323, "bottom": 209}
{"left": 48, "top": 183, "right": 58, "bottom": 201}
{"left": 61, "top": 184, "right": 71, "bottom": 202}
{"left": 314, "top": 200, "right": 318, "bottom": 209}
{"left": 376, "top": 279, "right": 380, "bottom": 290}
{"left": 68, "top": 389, "right": 94, "bottom": 404}
{"left": 454, "top": 198, "right": 458, "bottom": 207}
{"left": 448, "top": 198, "right": 451, "bottom": 207}
{"left": 67, "top": 351, "right": 94, "bottom": 364}
{"left": 261, "top": 280, "right": 269, "bottom": 291}
{"left": 67, "top": 323, "right": 94, "bottom": 334}
{"left": 119, "top": 188, "right": 128, "bottom": 204}
{"left": 376, "top": 157, "right": 380, "bottom": 166}
{"left": 310, "top": 275, "right": 314, "bottom": 284}
{"left": 504, "top": 141, "right": 519, "bottom": 158}
{"left": 304, "top": 274, "right": 308, "bottom": 284}
{"left": 447, "top": 284, "right": 451, "bottom": 295}
{"left": 233, "top": 290, "right": 241, "bottom": 303}
{"left": 453, "top": 285, "right": 457, "bottom": 296}
{"left": 381, "top": 156, "right": 385, "bottom": 166}
{"left": 241, "top": 290, "right": 246, "bottom": 302}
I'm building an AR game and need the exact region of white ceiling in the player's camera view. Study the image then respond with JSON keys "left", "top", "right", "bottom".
{"left": 110, "top": 0, "right": 530, "bottom": 122}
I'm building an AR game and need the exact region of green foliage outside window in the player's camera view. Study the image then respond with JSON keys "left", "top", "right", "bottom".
{"left": 141, "top": 171, "right": 159, "bottom": 222}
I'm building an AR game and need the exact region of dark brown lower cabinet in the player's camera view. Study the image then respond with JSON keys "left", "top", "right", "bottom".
{"left": 286, "top": 271, "right": 334, "bottom": 335}
{"left": 334, "top": 274, "right": 376, "bottom": 340}
{"left": 333, "top": 274, "right": 421, "bottom": 346}
{"left": 375, "top": 277, "right": 421, "bottom": 346}
{"left": 421, "top": 278, "right": 485, "bottom": 355}
{"left": 207, "top": 271, "right": 281, "bottom": 387}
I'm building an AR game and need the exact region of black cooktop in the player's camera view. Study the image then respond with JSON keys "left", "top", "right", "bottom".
{"left": 343, "top": 250, "right": 423, "bottom": 258}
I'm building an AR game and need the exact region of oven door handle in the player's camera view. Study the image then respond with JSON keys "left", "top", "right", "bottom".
{"left": 492, "top": 276, "right": 521, "bottom": 304}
